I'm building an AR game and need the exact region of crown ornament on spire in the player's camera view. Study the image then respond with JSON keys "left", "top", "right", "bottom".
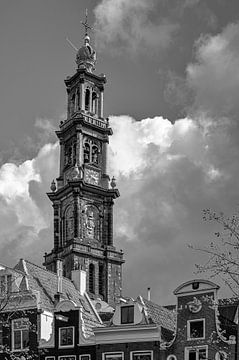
{"left": 76, "top": 9, "right": 96, "bottom": 72}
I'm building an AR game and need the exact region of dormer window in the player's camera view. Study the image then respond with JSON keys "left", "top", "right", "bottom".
{"left": 121, "top": 305, "right": 134, "bottom": 324}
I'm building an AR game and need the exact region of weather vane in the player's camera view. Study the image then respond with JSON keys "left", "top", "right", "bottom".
{"left": 81, "top": 9, "right": 93, "bottom": 36}
{"left": 66, "top": 9, "right": 94, "bottom": 53}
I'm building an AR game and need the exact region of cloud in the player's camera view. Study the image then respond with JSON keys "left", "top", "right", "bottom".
{"left": 187, "top": 23, "right": 239, "bottom": 119}
{"left": 0, "top": 142, "right": 59, "bottom": 266}
{"left": 2, "top": 21, "right": 239, "bottom": 303}
{"left": 94, "top": 0, "right": 178, "bottom": 55}
{"left": 108, "top": 112, "right": 239, "bottom": 301}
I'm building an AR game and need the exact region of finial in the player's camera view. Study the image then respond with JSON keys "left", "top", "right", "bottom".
{"left": 76, "top": 9, "right": 96, "bottom": 72}
{"left": 110, "top": 176, "right": 116, "bottom": 189}
{"left": 50, "top": 180, "right": 56, "bottom": 192}
{"left": 81, "top": 9, "right": 92, "bottom": 39}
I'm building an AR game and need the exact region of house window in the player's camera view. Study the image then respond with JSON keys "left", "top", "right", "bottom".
{"left": 12, "top": 318, "right": 29, "bottom": 351}
{"left": 187, "top": 319, "right": 205, "bottom": 340}
{"left": 59, "top": 326, "right": 74, "bottom": 348}
{"left": 131, "top": 351, "right": 153, "bottom": 360}
{"left": 185, "top": 346, "right": 207, "bottom": 360}
{"left": 80, "top": 355, "right": 91, "bottom": 360}
{"left": 103, "top": 352, "right": 124, "bottom": 360}
{"left": 45, "top": 357, "right": 55, "bottom": 360}
{"left": 59, "top": 357, "right": 76, "bottom": 360}
{"left": 121, "top": 305, "right": 134, "bottom": 324}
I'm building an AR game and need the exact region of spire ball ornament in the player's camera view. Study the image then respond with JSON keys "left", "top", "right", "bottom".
{"left": 110, "top": 176, "right": 116, "bottom": 189}
{"left": 50, "top": 180, "right": 57, "bottom": 192}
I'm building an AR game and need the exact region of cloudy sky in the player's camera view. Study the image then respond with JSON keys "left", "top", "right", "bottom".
{"left": 1, "top": 0, "right": 239, "bottom": 304}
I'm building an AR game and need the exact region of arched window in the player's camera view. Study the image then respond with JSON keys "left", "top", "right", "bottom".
{"left": 99, "top": 263, "right": 104, "bottom": 296}
{"left": 85, "top": 89, "right": 90, "bottom": 111}
{"left": 72, "top": 143, "right": 77, "bottom": 165}
{"left": 76, "top": 88, "right": 80, "bottom": 110}
{"left": 92, "top": 92, "right": 97, "bottom": 114}
{"left": 70, "top": 94, "right": 75, "bottom": 115}
{"left": 89, "top": 264, "right": 95, "bottom": 293}
{"left": 92, "top": 145, "right": 98, "bottom": 164}
{"left": 64, "top": 206, "right": 74, "bottom": 244}
{"left": 84, "top": 142, "right": 90, "bottom": 163}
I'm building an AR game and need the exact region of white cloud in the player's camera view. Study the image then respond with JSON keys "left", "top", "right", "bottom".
{"left": 94, "top": 0, "right": 178, "bottom": 54}
{"left": 108, "top": 112, "right": 239, "bottom": 300}
{"left": 0, "top": 142, "right": 59, "bottom": 264}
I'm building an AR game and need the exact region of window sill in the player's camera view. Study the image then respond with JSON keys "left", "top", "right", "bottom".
{"left": 59, "top": 345, "right": 75, "bottom": 349}
{"left": 187, "top": 337, "right": 205, "bottom": 341}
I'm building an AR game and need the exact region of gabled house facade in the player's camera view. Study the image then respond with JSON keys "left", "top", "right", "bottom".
{"left": 163, "top": 279, "right": 237, "bottom": 360}
{"left": 0, "top": 259, "right": 103, "bottom": 360}
{"left": 94, "top": 297, "right": 175, "bottom": 360}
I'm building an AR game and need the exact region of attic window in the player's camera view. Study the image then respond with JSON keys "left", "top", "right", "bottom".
{"left": 187, "top": 319, "right": 205, "bottom": 340}
{"left": 121, "top": 305, "right": 134, "bottom": 324}
{"left": 59, "top": 326, "right": 74, "bottom": 348}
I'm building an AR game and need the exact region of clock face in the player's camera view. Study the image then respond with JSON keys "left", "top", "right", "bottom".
{"left": 84, "top": 168, "right": 100, "bottom": 185}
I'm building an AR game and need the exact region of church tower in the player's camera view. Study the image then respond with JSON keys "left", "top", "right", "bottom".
{"left": 43, "top": 16, "right": 124, "bottom": 306}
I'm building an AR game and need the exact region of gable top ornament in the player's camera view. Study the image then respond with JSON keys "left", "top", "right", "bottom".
{"left": 76, "top": 9, "right": 96, "bottom": 72}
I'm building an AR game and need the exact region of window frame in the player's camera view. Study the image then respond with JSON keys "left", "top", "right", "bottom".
{"left": 58, "top": 357, "right": 76, "bottom": 360}
{"left": 185, "top": 345, "right": 208, "bottom": 360}
{"left": 187, "top": 318, "right": 205, "bottom": 340}
{"left": 59, "top": 326, "right": 75, "bottom": 348}
{"left": 12, "top": 318, "right": 30, "bottom": 351}
{"left": 121, "top": 305, "right": 134, "bottom": 324}
{"left": 45, "top": 357, "right": 55, "bottom": 360}
{"left": 130, "top": 351, "right": 153, "bottom": 360}
{"left": 102, "top": 352, "right": 124, "bottom": 360}
{"left": 80, "top": 355, "right": 91, "bottom": 360}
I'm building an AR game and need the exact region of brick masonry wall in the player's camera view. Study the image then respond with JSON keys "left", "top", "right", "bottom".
{"left": 166, "top": 291, "right": 236, "bottom": 360}
{"left": 96, "top": 341, "right": 160, "bottom": 360}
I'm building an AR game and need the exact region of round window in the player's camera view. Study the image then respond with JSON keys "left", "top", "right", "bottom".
{"left": 167, "top": 355, "right": 177, "bottom": 360}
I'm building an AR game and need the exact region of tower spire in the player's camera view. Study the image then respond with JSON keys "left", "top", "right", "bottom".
{"left": 76, "top": 9, "right": 96, "bottom": 72}
{"left": 81, "top": 9, "right": 92, "bottom": 37}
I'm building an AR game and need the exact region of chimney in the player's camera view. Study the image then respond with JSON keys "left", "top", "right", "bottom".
{"left": 147, "top": 287, "right": 151, "bottom": 301}
{"left": 57, "top": 259, "right": 63, "bottom": 294}
{"left": 71, "top": 268, "right": 86, "bottom": 295}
